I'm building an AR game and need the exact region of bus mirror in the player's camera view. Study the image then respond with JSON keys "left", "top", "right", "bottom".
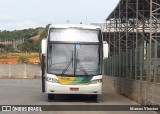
{"left": 103, "top": 41, "right": 108, "bottom": 58}
{"left": 41, "top": 38, "right": 47, "bottom": 55}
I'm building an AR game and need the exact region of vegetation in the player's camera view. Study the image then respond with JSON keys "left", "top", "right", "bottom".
{"left": 0, "top": 24, "right": 51, "bottom": 52}
{"left": 0, "top": 44, "right": 14, "bottom": 52}
{"left": 0, "top": 24, "right": 51, "bottom": 64}
{"left": 0, "top": 27, "right": 43, "bottom": 40}
{"left": 39, "top": 24, "right": 50, "bottom": 39}
{"left": 18, "top": 56, "right": 28, "bottom": 64}
{"left": 8, "top": 52, "right": 39, "bottom": 58}
{"left": 17, "top": 39, "right": 40, "bottom": 52}
{"left": 17, "top": 24, "right": 50, "bottom": 52}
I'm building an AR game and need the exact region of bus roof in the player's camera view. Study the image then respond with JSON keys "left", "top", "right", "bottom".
{"left": 49, "top": 24, "right": 101, "bottom": 30}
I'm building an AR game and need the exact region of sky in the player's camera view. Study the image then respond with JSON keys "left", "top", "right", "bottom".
{"left": 0, "top": 0, "right": 119, "bottom": 31}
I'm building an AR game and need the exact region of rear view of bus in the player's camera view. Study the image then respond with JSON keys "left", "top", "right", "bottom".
{"left": 41, "top": 24, "right": 108, "bottom": 101}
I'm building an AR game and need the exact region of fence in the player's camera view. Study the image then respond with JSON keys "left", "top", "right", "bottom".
{"left": 104, "top": 41, "right": 160, "bottom": 83}
{"left": 0, "top": 64, "right": 41, "bottom": 78}
{"left": 104, "top": 41, "right": 160, "bottom": 105}
{"left": 0, "top": 38, "right": 24, "bottom": 51}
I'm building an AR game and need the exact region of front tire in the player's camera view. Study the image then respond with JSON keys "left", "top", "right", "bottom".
{"left": 91, "top": 95, "right": 98, "bottom": 102}
{"left": 48, "top": 94, "right": 54, "bottom": 101}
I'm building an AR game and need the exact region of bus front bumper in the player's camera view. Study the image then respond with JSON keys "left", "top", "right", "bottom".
{"left": 46, "top": 82, "right": 102, "bottom": 94}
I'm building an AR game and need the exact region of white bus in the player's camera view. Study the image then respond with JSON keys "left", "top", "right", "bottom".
{"left": 41, "top": 24, "right": 108, "bottom": 101}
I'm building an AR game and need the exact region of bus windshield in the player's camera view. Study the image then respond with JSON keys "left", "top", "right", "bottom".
{"left": 47, "top": 28, "right": 102, "bottom": 76}
{"left": 48, "top": 44, "right": 101, "bottom": 76}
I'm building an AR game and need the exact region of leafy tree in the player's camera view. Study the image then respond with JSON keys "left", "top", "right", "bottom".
{"left": 0, "top": 44, "right": 5, "bottom": 48}
{"left": 0, "top": 24, "right": 52, "bottom": 52}
{"left": 5, "top": 44, "right": 13, "bottom": 52}
{"left": 0, "top": 44, "right": 13, "bottom": 52}
{"left": 18, "top": 39, "right": 41, "bottom": 52}
{"left": 40, "top": 24, "right": 51, "bottom": 39}
{"left": 0, "top": 27, "right": 42, "bottom": 40}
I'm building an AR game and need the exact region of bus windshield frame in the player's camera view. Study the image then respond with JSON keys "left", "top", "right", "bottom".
{"left": 47, "top": 28, "right": 103, "bottom": 76}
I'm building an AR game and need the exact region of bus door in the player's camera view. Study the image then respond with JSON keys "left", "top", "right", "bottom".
{"left": 41, "top": 54, "right": 45, "bottom": 92}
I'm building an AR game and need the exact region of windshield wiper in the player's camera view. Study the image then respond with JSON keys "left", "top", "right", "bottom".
{"left": 76, "top": 59, "right": 88, "bottom": 76}
{"left": 61, "top": 50, "right": 74, "bottom": 75}
{"left": 61, "top": 48, "right": 88, "bottom": 76}
{"left": 61, "top": 58, "right": 73, "bottom": 75}
{"left": 76, "top": 50, "right": 88, "bottom": 76}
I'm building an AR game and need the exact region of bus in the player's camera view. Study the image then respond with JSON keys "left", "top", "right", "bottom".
{"left": 41, "top": 24, "right": 108, "bottom": 101}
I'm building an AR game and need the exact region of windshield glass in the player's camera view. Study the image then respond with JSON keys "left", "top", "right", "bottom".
{"left": 49, "top": 28, "right": 101, "bottom": 42}
{"left": 48, "top": 44, "right": 101, "bottom": 76}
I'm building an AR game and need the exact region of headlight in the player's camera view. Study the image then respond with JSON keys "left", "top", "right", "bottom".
{"left": 46, "top": 77, "right": 59, "bottom": 83}
{"left": 89, "top": 79, "right": 102, "bottom": 84}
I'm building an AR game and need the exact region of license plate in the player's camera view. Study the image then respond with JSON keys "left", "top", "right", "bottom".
{"left": 70, "top": 88, "right": 79, "bottom": 91}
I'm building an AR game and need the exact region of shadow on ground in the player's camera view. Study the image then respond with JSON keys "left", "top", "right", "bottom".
{"left": 47, "top": 94, "right": 101, "bottom": 103}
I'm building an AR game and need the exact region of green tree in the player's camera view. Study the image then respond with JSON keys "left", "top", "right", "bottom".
{"left": 5, "top": 44, "right": 13, "bottom": 52}
{"left": 40, "top": 24, "right": 51, "bottom": 39}
{"left": 18, "top": 39, "right": 41, "bottom": 52}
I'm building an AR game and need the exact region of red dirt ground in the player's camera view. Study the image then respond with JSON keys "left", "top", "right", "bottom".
{"left": 0, "top": 57, "right": 40, "bottom": 64}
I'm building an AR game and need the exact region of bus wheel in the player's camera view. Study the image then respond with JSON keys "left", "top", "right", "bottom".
{"left": 91, "top": 95, "right": 98, "bottom": 102}
{"left": 48, "top": 94, "right": 54, "bottom": 101}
